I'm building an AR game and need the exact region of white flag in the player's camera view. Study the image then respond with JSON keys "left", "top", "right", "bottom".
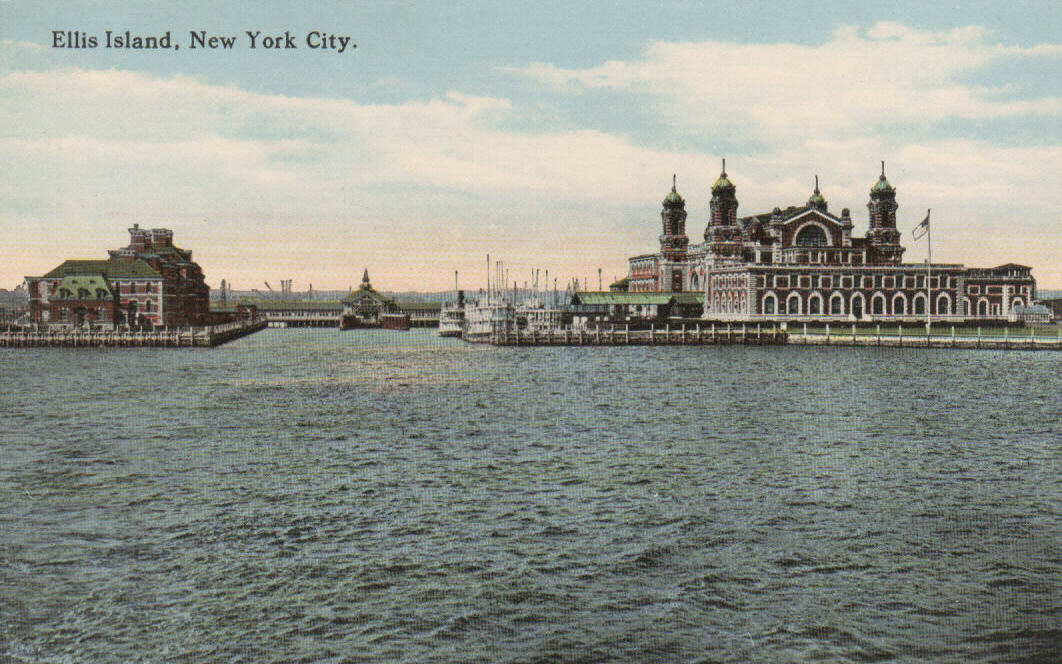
{"left": 912, "top": 212, "right": 930, "bottom": 240}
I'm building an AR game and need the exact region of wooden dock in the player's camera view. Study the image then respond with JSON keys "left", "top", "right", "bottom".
{"left": 786, "top": 324, "right": 1062, "bottom": 351}
{"left": 483, "top": 322, "right": 1062, "bottom": 351}
{"left": 0, "top": 319, "right": 268, "bottom": 348}
{"left": 487, "top": 323, "right": 787, "bottom": 346}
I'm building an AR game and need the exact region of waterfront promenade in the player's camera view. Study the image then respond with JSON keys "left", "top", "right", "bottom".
{"left": 486, "top": 322, "right": 1062, "bottom": 350}
{"left": 0, "top": 319, "right": 267, "bottom": 348}
{"left": 490, "top": 323, "right": 787, "bottom": 346}
{"left": 787, "top": 323, "right": 1062, "bottom": 350}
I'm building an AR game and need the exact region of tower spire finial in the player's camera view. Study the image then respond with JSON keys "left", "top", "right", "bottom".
{"left": 672, "top": 173, "right": 676, "bottom": 191}
{"left": 881, "top": 160, "right": 885, "bottom": 177}
{"left": 721, "top": 157, "right": 726, "bottom": 175}
{"left": 814, "top": 174, "right": 819, "bottom": 192}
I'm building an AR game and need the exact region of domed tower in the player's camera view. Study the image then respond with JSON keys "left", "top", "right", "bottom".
{"left": 807, "top": 175, "right": 827, "bottom": 212}
{"left": 703, "top": 159, "right": 744, "bottom": 262}
{"left": 659, "top": 174, "right": 689, "bottom": 261}
{"left": 866, "top": 162, "right": 905, "bottom": 264}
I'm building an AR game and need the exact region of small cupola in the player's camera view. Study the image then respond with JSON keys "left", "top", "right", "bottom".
{"left": 711, "top": 158, "right": 735, "bottom": 193}
{"left": 662, "top": 174, "right": 685, "bottom": 207}
{"left": 871, "top": 161, "right": 895, "bottom": 194}
{"left": 807, "top": 175, "right": 827, "bottom": 211}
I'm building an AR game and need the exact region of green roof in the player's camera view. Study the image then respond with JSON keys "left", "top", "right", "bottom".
{"left": 53, "top": 274, "right": 114, "bottom": 301}
{"left": 572, "top": 291, "right": 698, "bottom": 306}
{"left": 341, "top": 287, "right": 394, "bottom": 306}
{"left": 573, "top": 293, "right": 671, "bottom": 305}
{"left": 871, "top": 174, "right": 895, "bottom": 194}
{"left": 712, "top": 173, "right": 735, "bottom": 192}
{"left": 672, "top": 292, "right": 704, "bottom": 305}
{"left": 663, "top": 189, "right": 684, "bottom": 206}
{"left": 42, "top": 258, "right": 161, "bottom": 280}
{"left": 396, "top": 301, "right": 442, "bottom": 312}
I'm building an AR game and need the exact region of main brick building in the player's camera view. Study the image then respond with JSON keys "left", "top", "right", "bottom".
{"left": 25, "top": 225, "right": 210, "bottom": 329}
{"left": 627, "top": 163, "right": 1036, "bottom": 322}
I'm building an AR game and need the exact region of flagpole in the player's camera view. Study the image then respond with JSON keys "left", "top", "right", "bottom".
{"left": 925, "top": 209, "right": 932, "bottom": 332}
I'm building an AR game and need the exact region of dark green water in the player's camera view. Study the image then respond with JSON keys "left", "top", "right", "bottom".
{"left": 2, "top": 329, "right": 1060, "bottom": 663}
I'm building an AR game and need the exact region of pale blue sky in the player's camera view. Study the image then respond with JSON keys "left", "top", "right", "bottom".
{"left": 2, "top": 1, "right": 1060, "bottom": 290}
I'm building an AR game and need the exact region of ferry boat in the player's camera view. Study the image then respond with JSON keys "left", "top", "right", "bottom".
{"left": 516, "top": 297, "right": 565, "bottom": 333}
{"left": 438, "top": 290, "right": 466, "bottom": 338}
{"left": 462, "top": 300, "right": 515, "bottom": 342}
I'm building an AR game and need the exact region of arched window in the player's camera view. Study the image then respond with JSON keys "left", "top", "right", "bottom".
{"left": 830, "top": 293, "right": 844, "bottom": 315}
{"left": 787, "top": 292, "right": 802, "bottom": 315}
{"left": 893, "top": 294, "right": 907, "bottom": 315}
{"left": 913, "top": 295, "right": 926, "bottom": 315}
{"left": 795, "top": 225, "right": 829, "bottom": 247}
{"left": 763, "top": 293, "right": 777, "bottom": 314}
{"left": 808, "top": 294, "right": 822, "bottom": 315}
{"left": 936, "top": 293, "right": 950, "bottom": 316}
{"left": 977, "top": 298, "right": 988, "bottom": 316}
{"left": 872, "top": 295, "right": 885, "bottom": 315}
{"left": 851, "top": 294, "right": 864, "bottom": 319}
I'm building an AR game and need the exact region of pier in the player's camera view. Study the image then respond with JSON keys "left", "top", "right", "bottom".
{"left": 0, "top": 319, "right": 267, "bottom": 348}
{"left": 480, "top": 322, "right": 1062, "bottom": 350}
{"left": 486, "top": 323, "right": 788, "bottom": 346}
{"left": 785, "top": 323, "right": 1062, "bottom": 350}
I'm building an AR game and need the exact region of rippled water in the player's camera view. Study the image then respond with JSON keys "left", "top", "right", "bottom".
{"left": 2, "top": 329, "right": 1060, "bottom": 663}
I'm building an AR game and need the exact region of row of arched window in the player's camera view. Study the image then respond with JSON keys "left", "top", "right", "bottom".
{"left": 757, "top": 291, "right": 1026, "bottom": 317}
{"left": 712, "top": 292, "right": 747, "bottom": 314}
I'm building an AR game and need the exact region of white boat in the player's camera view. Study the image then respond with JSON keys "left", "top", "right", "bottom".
{"left": 516, "top": 297, "right": 565, "bottom": 333}
{"left": 462, "top": 299, "right": 515, "bottom": 342}
{"left": 438, "top": 297, "right": 465, "bottom": 337}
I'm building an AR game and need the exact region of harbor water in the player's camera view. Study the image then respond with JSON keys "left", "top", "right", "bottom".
{"left": 1, "top": 329, "right": 1060, "bottom": 663}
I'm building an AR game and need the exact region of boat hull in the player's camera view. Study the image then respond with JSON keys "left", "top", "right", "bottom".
{"left": 381, "top": 313, "right": 411, "bottom": 330}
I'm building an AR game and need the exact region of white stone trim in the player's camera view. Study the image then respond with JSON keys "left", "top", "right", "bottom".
{"left": 936, "top": 292, "right": 952, "bottom": 316}
{"left": 892, "top": 291, "right": 908, "bottom": 315}
{"left": 829, "top": 291, "right": 845, "bottom": 315}
{"left": 793, "top": 220, "right": 836, "bottom": 247}
{"left": 762, "top": 291, "right": 779, "bottom": 315}
{"left": 871, "top": 291, "right": 887, "bottom": 315}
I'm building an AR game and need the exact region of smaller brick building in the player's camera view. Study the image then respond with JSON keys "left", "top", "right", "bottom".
{"left": 25, "top": 225, "right": 211, "bottom": 329}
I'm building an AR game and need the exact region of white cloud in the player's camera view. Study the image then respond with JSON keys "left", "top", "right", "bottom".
{"left": 0, "top": 56, "right": 718, "bottom": 289}
{"left": 1, "top": 24, "right": 1061, "bottom": 290}
{"left": 509, "top": 21, "right": 1062, "bottom": 144}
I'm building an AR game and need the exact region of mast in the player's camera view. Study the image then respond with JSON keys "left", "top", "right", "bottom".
{"left": 926, "top": 209, "right": 932, "bottom": 331}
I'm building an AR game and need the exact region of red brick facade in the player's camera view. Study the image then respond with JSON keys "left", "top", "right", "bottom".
{"left": 627, "top": 165, "right": 1037, "bottom": 322}
{"left": 25, "top": 225, "right": 210, "bottom": 329}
